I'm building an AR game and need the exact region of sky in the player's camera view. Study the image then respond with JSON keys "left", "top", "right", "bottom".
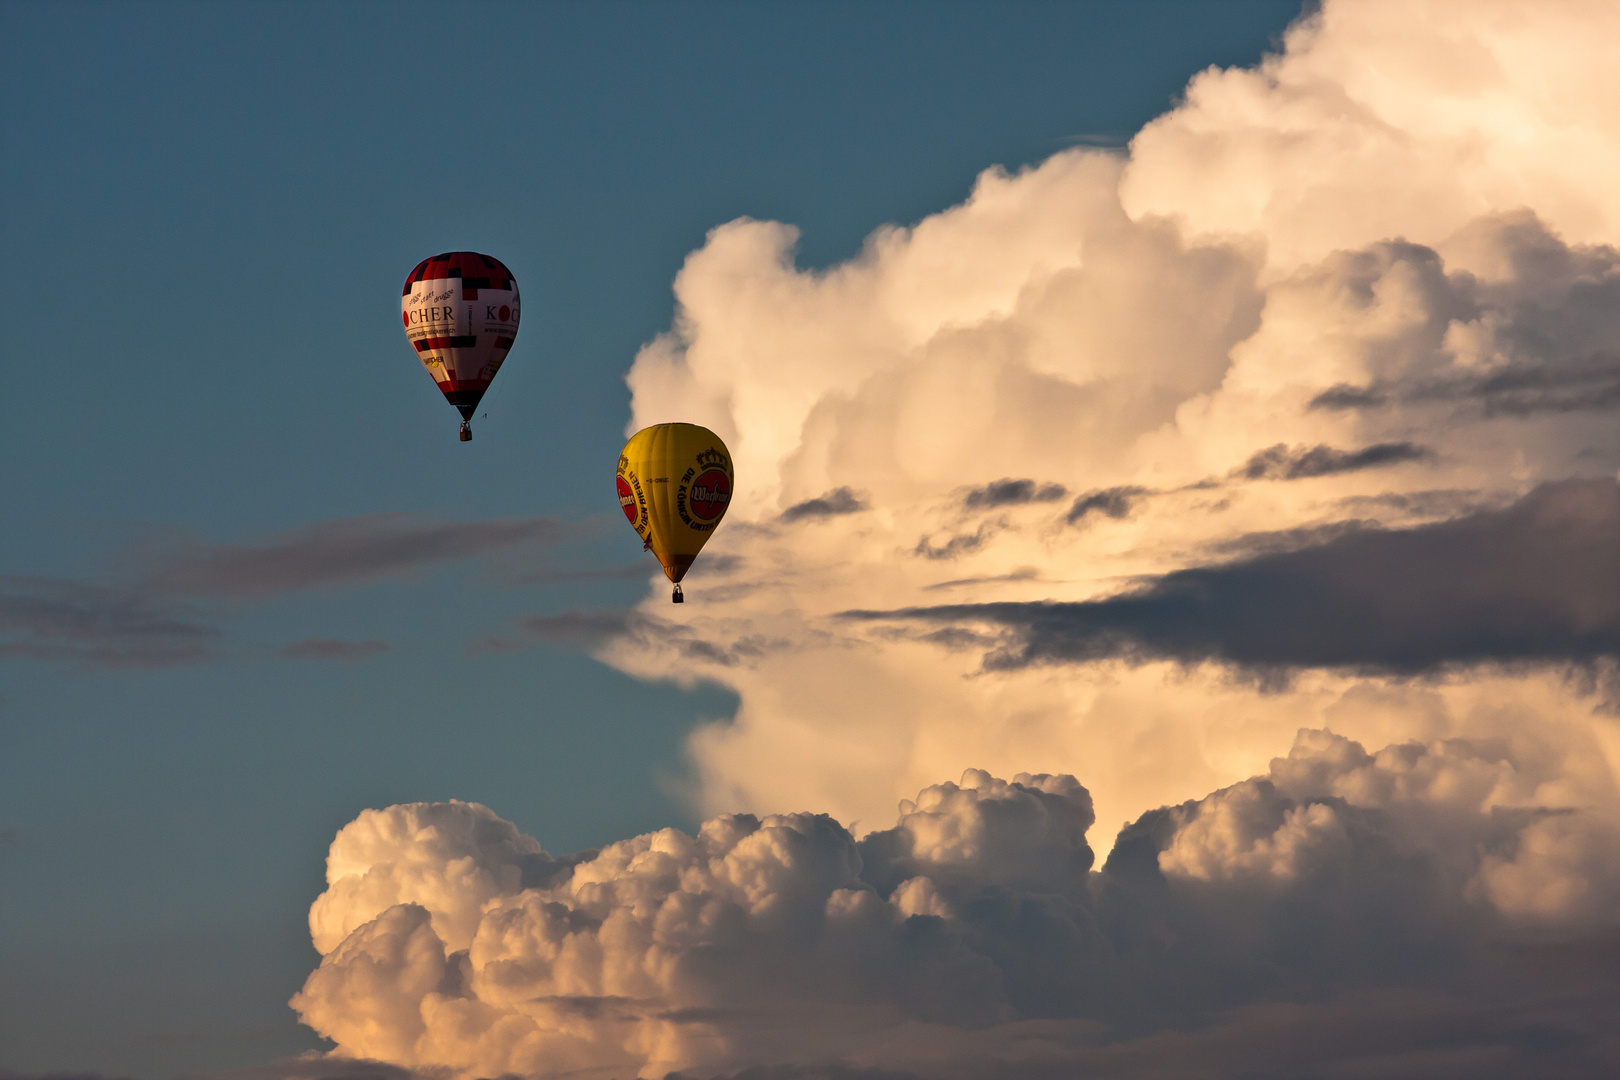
{"left": 2, "top": 1, "right": 1618, "bottom": 1078}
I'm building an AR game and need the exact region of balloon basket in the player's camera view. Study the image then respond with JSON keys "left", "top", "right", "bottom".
{"left": 672, "top": 584, "right": 684, "bottom": 604}
{"left": 459, "top": 422, "right": 472, "bottom": 442}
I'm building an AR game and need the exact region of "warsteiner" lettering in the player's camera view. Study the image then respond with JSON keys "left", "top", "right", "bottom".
{"left": 691, "top": 484, "right": 729, "bottom": 504}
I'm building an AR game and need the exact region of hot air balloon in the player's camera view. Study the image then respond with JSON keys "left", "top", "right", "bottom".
{"left": 401, "top": 251, "right": 520, "bottom": 441}
{"left": 617, "top": 423, "right": 733, "bottom": 602}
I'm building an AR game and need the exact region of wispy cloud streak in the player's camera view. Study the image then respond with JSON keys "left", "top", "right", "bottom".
{"left": 148, "top": 513, "right": 574, "bottom": 599}
{"left": 0, "top": 577, "right": 219, "bottom": 667}
{"left": 2, "top": 513, "right": 581, "bottom": 668}
{"left": 1235, "top": 442, "right": 1434, "bottom": 481}
{"left": 782, "top": 487, "right": 869, "bottom": 522}
{"left": 279, "top": 638, "right": 390, "bottom": 662}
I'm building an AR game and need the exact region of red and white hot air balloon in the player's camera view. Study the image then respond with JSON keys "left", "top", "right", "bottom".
{"left": 401, "top": 251, "right": 521, "bottom": 441}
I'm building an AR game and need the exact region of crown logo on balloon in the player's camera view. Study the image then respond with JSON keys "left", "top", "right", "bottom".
{"left": 696, "top": 447, "right": 729, "bottom": 470}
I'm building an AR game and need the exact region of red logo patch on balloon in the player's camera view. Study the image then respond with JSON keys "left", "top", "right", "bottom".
{"left": 499, "top": 305, "right": 510, "bottom": 321}
{"left": 617, "top": 475, "right": 639, "bottom": 525}
{"left": 688, "top": 470, "right": 731, "bottom": 521}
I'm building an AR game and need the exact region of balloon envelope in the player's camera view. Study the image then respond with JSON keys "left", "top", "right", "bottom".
{"left": 401, "top": 252, "right": 520, "bottom": 437}
{"left": 617, "top": 423, "right": 734, "bottom": 585}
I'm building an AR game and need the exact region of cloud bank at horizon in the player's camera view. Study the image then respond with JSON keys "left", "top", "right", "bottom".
{"left": 292, "top": 731, "right": 1620, "bottom": 1078}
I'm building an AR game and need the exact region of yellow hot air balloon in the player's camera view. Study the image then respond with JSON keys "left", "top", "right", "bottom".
{"left": 616, "top": 423, "right": 734, "bottom": 603}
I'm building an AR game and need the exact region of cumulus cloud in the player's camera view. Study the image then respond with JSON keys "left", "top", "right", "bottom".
{"left": 292, "top": 730, "right": 1620, "bottom": 1078}
{"left": 585, "top": 0, "right": 1620, "bottom": 867}
{"left": 1119, "top": 4, "right": 1620, "bottom": 269}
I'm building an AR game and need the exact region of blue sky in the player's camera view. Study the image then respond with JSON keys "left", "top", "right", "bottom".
{"left": 0, "top": 2, "right": 1310, "bottom": 1074}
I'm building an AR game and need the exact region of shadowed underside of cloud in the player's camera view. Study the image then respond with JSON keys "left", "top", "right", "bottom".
{"left": 667, "top": 973, "right": 1620, "bottom": 1079}
{"left": 148, "top": 513, "right": 575, "bottom": 599}
{"left": 670, "top": 1067, "right": 921, "bottom": 1080}
{"left": 175, "top": 1057, "right": 425, "bottom": 1080}
{"left": 849, "top": 479, "right": 1619, "bottom": 674}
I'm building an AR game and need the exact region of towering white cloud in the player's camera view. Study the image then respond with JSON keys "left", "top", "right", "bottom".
{"left": 604, "top": 0, "right": 1620, "bottom": 850}
{"left": 1122, "top": 0, "right": 1620, "bottom": 271}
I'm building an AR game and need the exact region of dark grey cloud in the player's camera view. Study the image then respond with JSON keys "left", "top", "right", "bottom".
{"left": 148, "top": 513, "right": 574, "bottom": 599}
{"left": 0, "top": 577, "right": 219, "bottom": 667}
{"left": 914, "top": 524, "right": 995, "bottom": 560}
{"left": 850, "top": 479, "right": 1620, "bottom": 674}
{"left": 1309, "top": 383, "right": 1389, "bottom": 410}
{"left": 1066, "top": 486, "right": 1149, "bottom": 524}
{"left": 961, "top": 479, "right": 1067, "bottom": 511}
{"left": 782, "top": 488, "right": 869, "bottom": 522}
{"left": 1309, "top": 352, "right": 1620, "bottom": 417}
{"left": 1236, "top": 441, "right": 1434, "bottom": 481}
{"left": 279, "top": 638, "right": 390, "bottom": 662}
